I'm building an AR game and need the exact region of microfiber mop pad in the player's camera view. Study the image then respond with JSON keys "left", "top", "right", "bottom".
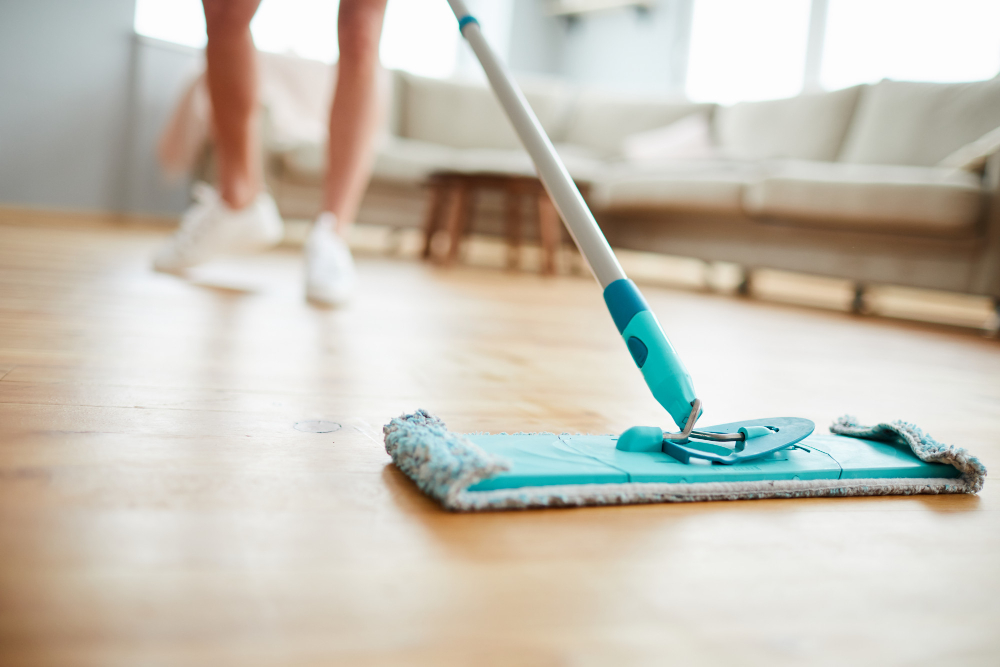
{"left": 383, "top": 411, "right": 985, "bottom": 512}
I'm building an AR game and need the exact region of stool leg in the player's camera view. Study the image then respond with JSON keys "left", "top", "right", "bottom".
{"left": 505, "top": 181, "right": 522, "bottom": 270}
{"left": 421, "top": 178, "right": 447, "bottom": 260}
{"left": 537, "top": 190, "right": 560, "bottom": 275}
{"left": 444, "top": 180, "right": 472, "bottom": 266}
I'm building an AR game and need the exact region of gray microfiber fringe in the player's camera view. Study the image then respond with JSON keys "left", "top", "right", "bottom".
{"left": 383, "top": 410, "right": 986, "bottom": 512}
{"left": 829, "top": 416, "right": 985, "bottom": 493}
{"left": 383, "top": 409, "right": 511, "bottom": 509}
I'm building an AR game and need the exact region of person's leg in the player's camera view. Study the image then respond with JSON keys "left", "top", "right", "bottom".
{"left": 321, "top": 0, "right": 389, "bottom": 233}
{"left": 152, "top": 0, "right": 283, "bottom": 273}
{"left": 304, "top": 0, "right": 387, "bottom": 305}
{"left": 203, "top": 0, "right": 263, "bottom": 209}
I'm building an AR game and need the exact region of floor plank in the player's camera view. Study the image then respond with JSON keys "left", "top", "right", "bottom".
{"left": 0, "top": 214, "right": 997, "bottom": 666}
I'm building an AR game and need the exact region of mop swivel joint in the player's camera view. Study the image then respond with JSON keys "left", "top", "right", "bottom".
{"left": 617, "top": 398, "right": 816, "bottom": 465}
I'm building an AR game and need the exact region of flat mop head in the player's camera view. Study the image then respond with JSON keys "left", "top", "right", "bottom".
{"left": 383, "top": 411, "right": 985, "bottom": 511}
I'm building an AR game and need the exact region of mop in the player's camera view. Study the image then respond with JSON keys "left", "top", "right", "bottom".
{"left": 382, "top": 1, "right": 986, "bottom": 511}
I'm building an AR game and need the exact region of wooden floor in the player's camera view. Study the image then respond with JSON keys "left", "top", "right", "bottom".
{"left": 1, "top": 213, "right": 998, "bottom": 666}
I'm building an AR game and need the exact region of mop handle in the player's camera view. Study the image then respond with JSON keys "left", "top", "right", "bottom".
{"left": 446, "top": 0, "right": 699, "bottom": 429}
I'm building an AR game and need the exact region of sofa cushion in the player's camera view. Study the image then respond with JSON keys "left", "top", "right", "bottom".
{"left": 279, "top": 137, "right": 457, "bottom": 184}
{"left": 563, "top": 90, "right": 713, "bottom": 157}
{"left": 716, "top": 86, "right": 862, "bottom": 162}
{"left": 448, "top": 144, "right": 604, "bottom": 182}
{"left": 397, "top": 72, "right": 572, "bottom": 151}
{"left": 743, "top": 160, "right": 984, "bottom": 234}
{"left": 839, "top": 78, "right": 1000, "bottom": 166}
{"left": 371, "top": 138, "right": 458, "bottom": 182}
{"left": 592, "top": 161, "right": 762, "bottom": 212}
{"left": 281, "top": 137, "right": 606, "bottom": 185}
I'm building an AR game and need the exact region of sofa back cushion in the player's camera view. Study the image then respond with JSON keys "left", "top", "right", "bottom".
{"left": 562, "top": 90, "right": 714, "bottom": 156}
{"left": 715, "top": 85, "right": 862, "bottom": 162}
{"left": 396, "top": 72, "right": 572, "bottom": 151}
{"left": 839, "top": 78, "right": 1000, "bottom": 166}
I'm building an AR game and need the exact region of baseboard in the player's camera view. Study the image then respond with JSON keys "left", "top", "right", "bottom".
{"left": 1, "top": 205, "right": 993, "bottom": 334}
{"left": 0, "top": 205, "right": 176, "bottom": 228}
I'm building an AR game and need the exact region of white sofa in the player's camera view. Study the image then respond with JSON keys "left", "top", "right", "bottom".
{"left": 262, "top": 68, "right": 1000, "bottom": 302}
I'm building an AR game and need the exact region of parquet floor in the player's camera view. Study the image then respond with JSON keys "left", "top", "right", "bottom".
{"left": 1, "top": 211, "right": 997, "bottom": 666}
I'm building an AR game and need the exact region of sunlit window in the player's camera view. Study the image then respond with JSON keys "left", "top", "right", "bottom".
{"left": 134, "top": 0, "right": 206, "bottom": 50}
{"left": 133, "top": 0, "right": 459, "bottom": 79}
{"left": 821, "top": 0, "right": 1000, "bottom": 89}
{"left": 380, "top": 0, "right": 459, "bottom": 79}
{"left": 249, "top": 0, "right": 341, "bottom": 63}
{"left": 686, "top": 0, "right": 812, "bottom": 104}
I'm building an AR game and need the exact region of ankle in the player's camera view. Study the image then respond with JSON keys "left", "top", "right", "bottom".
{"left": 313, "top": 212, "right": 342, "bottom": 236}
{"left": 218, "top": 180, "right": 259, "bottom": 210}
{"left": 314, "top": 211, "right": 336, "bottom": 226}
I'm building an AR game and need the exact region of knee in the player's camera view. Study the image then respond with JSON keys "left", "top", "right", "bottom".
{"left": 337, "top": 1, "right": 386, "bottom": 65}
{"left": 203, "top": 0, "right": 257, "bottom": 40}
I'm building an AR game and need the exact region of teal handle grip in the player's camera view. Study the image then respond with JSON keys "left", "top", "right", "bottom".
{"left": 603, "top": 279, "right": 698, "bottom": 430}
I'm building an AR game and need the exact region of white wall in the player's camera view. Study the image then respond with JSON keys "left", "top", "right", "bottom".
{"left": 0, "top": 0, "right": 137, "bottom": 212}
{"left": 559, "top": 1, "right": 692, "bottom": 95}
{"left": 122, "top": 37, "right": 202, "bottom": 216}
{"left": 506, "top": 0, "right": 566, "bottom": 76}
{"left": 505, "top": 0, "right": 694, "bottom": 95}
{"left": 0, "top": 0, "right": 202, "bottom": 216}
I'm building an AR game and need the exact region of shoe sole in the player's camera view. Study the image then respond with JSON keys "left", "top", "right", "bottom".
{"left": 153, "top": 226, "right": 284, "bottom": 273}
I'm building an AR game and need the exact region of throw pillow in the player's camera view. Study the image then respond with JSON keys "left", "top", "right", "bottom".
{"left": 939, "top": 125, "right": 1000, "bottom": 172}
{"left": 620, "top": 112, "right": 716, "bottom": 163}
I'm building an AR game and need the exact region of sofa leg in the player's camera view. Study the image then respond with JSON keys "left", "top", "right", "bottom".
{"left": 536, "top": 191, "right": 561, "bottom": 275}
{"left": 989, "top": 298, "right": 1000, "bottom": 338}
{"left": 736, "top": 269, "right": 752, "bottom": 297}
{"left": 851, "top": 283, "right": 867, "bottom": 315}
{"left": 421, "top": 175, "right": 448, "bottom": 260}
{"left": 504, "top": 180, "right": 523, "bottom": 270}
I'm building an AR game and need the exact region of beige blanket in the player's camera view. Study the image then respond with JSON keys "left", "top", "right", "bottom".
{"left": 158, "top": 51, "right": 338, "bottom": 176}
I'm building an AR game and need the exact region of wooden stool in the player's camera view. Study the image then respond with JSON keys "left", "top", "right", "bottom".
{"left": 421, "top": 172, "right": 582, "bottom": 275}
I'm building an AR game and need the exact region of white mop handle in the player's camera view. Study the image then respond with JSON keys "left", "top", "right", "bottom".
{"left": 446, "top": 0, "right": 626, "bottom": 288}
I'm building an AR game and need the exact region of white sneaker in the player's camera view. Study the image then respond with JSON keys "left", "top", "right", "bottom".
{"left": 305, "top": 212, "right": 356, "bottom": 306}
{"left": 153, "top": 183, "right": 284, "bottom": 273}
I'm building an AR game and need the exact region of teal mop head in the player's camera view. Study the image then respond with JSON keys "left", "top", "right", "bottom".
{"left": 383, "top": 411, "right": 984, "bottom": 511}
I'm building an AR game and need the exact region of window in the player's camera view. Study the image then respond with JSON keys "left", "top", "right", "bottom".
{"left": 134, "top": 0, "right": 206, "bottom": 50}
{"left": 379, "top": 0, "right": 459, "bottom": 79}
{"left": 133, "top": 0, "right": 459, "bottom": 78}
{"left": 820, "top": 0, "right": 1000, "bottom": 89}
{"left": 686, "top": 0, "right": 812, "bottom": 104}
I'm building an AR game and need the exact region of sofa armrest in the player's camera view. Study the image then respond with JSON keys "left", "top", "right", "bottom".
{"left": 973, "top": 150, "right": 1000, "bottom": 299}
{"left": 985, "top": 149, "right": 1000, "bottom": 194}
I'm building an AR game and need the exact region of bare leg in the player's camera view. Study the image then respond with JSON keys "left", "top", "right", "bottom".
{"left": 321, "top": 0, "right": 389, "bottom": 234}
{"left": 202, "top": 0, "right": 263, "bottom": 210}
